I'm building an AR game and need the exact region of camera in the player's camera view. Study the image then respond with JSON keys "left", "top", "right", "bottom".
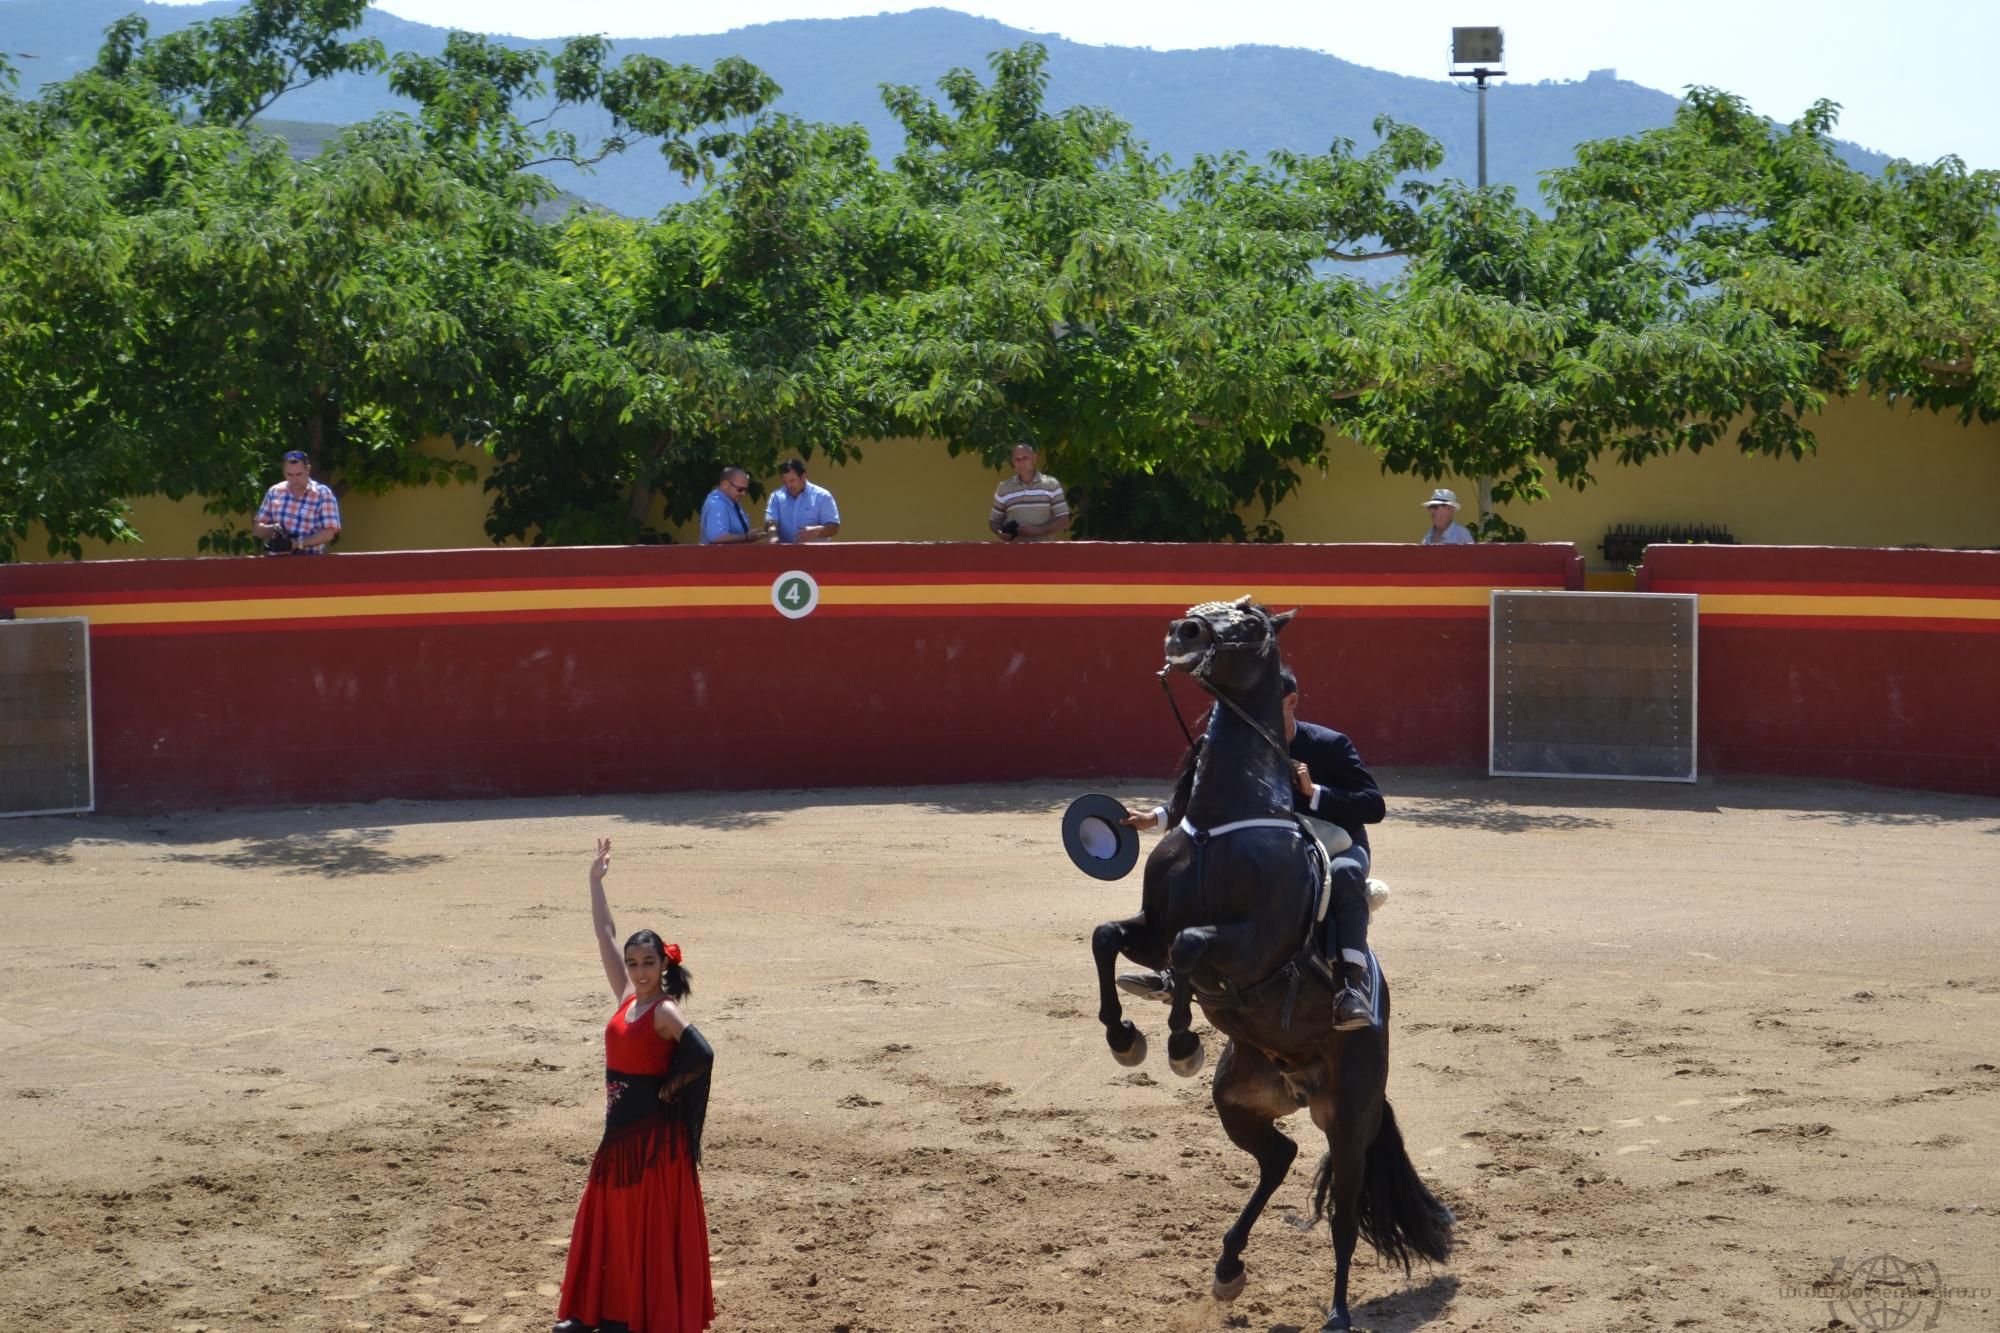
{"left": 1000, "top": 519, "right": 1021, "bottom": 540}
{"left": 262, "top": 531, "right": 295, "bottom": 555}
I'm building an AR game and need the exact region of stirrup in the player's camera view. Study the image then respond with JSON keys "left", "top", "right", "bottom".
{"left": 1116, "top": 970, "right": 1173, "bottom": 1003}
{"left": 1306, "top": 952, "right": 1342, "bottom": 992}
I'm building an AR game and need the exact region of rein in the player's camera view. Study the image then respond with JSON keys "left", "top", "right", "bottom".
{"left": 1199, "top": 671, "right": 1294, "bottom": 770}
{"left": 1155, "top": 642, "right": 1294, "bottom": 773}
{"left": 1157, "top": 666, "right": 1202, "bottom": 749}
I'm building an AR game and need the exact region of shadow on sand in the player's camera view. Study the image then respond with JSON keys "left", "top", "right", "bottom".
{"left": 1247, "top": 1271, "right": 1459, "bottom": 1333}
{"left": 162, "top": 827, "right": 447, "bottom": 878}
{"left": 1382, "top": 769, "right": 2000, "bottom": 836}
{"left": 0, "top": 821, "right": 84, "bottom": 864}
{"left": 6, "top": 772, "right": 1990, "bottom": 860}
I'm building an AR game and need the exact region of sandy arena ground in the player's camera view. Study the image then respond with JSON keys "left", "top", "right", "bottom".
{"left": 2, "top": 773, "right": 1998, "bottom": 1333}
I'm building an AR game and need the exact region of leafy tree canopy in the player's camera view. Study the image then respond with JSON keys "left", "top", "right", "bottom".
{"left": 3, "top": 2, "right": 1996, "bottom": 559}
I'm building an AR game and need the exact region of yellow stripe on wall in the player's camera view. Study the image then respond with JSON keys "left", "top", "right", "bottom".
{"left": 11, "top": 581, "right": 1523, "bottom": 627}
{"left": 13, "top": 584, "right": 772, "bottom": 625}
{"left": 1701, "top": 594, "right": 2000, "bottom": 621}
{"left": 821, "top": 583, "right": 1504, "bottom": 608}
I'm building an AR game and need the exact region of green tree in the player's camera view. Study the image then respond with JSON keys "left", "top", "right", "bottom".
{"left": 375, "top": 31, "right": 793, "bottom": 545}
{"left": 866, "top": 44, "right": 1450, "bottom": 539}
{"left": 94, "top": 0, "right": 386, "bottom": 128}
{"left": 0, "top": 2, "right": 778, "bottom": 557}
{"left": 478, "top": 111, "right": 912, "bottom": 543}
{"left": 1356, "top": 89, "right": 2000, "bottom": 539}
{"left": 9, "top": 12, "right": 1997, "bottom": 560}
{"left": 1553, "top": 89, "right": 2000, "bottom": 422}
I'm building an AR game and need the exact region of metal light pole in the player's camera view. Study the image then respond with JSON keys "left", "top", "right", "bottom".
{"left": 1449, "top": 27, "right": 1506, "bottom": 526}
{"left": 1448, "top": 26, "right": 1507, "bottom": 189}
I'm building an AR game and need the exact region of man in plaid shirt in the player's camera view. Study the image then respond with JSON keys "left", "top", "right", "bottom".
{"left": 253, "top": 450, "right": 342, "bottom": 554}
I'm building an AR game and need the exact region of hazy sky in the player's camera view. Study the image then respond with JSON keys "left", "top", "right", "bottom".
{"left": 337, "top": 1, "right": 1999, "bottom": 169}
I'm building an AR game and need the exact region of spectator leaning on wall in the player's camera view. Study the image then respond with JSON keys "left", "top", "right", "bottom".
{"left": 1420, "top": 488, "right": 1474, "bottom": 545}
{"left": 763, "top": 458, "right": 841, "bottom": 543}
{"left": 700, "top": 466, "right": 765, "bottom": 545}
{"left": 988, "top": 442, "right": 1071, "bottom": 542}
{"left": 252, "top": 450, "right": 341, "bottom": 555}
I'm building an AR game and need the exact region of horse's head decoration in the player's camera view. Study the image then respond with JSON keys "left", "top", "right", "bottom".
{"left": 1163, "top": 595, "right": 1297, "bottom": 697}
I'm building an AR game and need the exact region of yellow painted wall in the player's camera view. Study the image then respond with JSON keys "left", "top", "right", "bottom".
{"left": 15, "top": 397, "right": 1999, "bottom": 562}
{"left": 1268, "top": 397, "right": 2000, "bottom": 565}
{"left": 17, "top": 493, "right": 230, "bottom": 562}
{"left": 658, "top": 437, "right": 1005, "bottom": 546}
{"left": 342, "top": 442, "right": 500, "bottom": 552}
{"left": 17, "top": 436, "right": 500, "bottom": 561}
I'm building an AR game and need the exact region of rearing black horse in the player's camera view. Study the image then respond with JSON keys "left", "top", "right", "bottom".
{"left": 1089, "top": 597, "right": 1453, "bottom": 1333}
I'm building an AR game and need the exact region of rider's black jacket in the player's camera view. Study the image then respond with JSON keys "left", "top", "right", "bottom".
{"left": 1289, "top": 721, "right": 1384, "bottom": 856}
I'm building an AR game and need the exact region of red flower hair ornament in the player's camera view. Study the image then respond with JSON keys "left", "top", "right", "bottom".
{"left": 663, "top": 942, "right": 683, "bottom": 966}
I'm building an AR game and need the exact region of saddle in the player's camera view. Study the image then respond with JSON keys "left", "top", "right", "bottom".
{"left": 1118, "top": 814, "right": 1389, "bottom": 1026}
{"left": 1188, "top": 814, "right": 1389, "bottom": 1027}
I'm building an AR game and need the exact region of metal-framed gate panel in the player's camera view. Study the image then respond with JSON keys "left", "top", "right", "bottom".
{"left": 0, "top": 616, "right": 95, "bottom": 817}
{"left": 1489, "top": 591, "right": 1697, "bottom": 783}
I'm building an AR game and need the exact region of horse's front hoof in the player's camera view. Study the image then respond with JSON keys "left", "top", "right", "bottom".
{"left": 1109, "top": 1021, "right": 1148, "bottom": 1068}
{"left": 1319, "top": 1310, "right": 1351, "bottom": 1333}
{"left": 1167, "top": 1029, "right": 1205, "bottom": 1077}
{"left": 1211, "top": 1264, "right": 1246, "bottom": 1303}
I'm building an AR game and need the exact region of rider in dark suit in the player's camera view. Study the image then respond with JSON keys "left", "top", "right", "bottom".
{"left": 1280, "top": 666, "right": 1385, "bottom": 1030}
{"left": 1122, "top": 666, "right": 1385, "bottom": 1030}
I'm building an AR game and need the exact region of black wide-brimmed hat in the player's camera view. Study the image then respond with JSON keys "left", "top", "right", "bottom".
{"left": 1061, "top": 793, "right": 1141, "bottom": 881}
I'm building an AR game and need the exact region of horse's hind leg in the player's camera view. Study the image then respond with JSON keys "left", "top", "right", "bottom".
{"left": 1310, "top": 1046, "right": 1387, "bottom": 1333}
{"left": 1208, "top": 1039, "right": 1300, "bottom": 1303}
{"left": 1092, "top": 912, "right": 1156, "bottom": 1066}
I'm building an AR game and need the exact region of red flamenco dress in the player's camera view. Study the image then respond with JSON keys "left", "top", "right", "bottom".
{"left": 556, "top": 997, "right": 715, "bottom": 1333}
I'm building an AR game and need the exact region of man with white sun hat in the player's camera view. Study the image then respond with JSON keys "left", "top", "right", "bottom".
{"left": 1420, "top": 487, "right": 1474, "bottom": 545}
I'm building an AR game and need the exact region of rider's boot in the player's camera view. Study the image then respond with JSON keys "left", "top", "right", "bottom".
{"left": 1324, "top": 864, "right": 1375, "bottom": 1030}
{"left": 1333, "top": 960, "right": 1373, "bottom": 1031}
{"left": 1116, "top": 969, "right": 1172, "bottom": 1003}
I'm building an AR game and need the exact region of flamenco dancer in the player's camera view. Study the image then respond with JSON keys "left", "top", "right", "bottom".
{"left": 554, "top": 838, "right": 715, "bottom": 1333}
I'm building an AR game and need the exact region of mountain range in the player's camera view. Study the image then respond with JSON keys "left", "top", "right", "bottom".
{"left": 3, "top": 1, "right": 1895, "bottom": 216}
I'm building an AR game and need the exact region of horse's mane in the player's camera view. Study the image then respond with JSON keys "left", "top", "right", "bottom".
{"left": 1165, "top": 735, "right": 1204, "bottom": 826}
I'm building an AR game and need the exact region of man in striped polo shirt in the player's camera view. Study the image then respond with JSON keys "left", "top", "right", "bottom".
{"left": 988, "top": 442, "right": 1071, "bottom": 542}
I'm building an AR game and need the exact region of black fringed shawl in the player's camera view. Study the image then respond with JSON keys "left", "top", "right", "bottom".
{"left": 660, "top": 1024, "right": 713, "bottom": 1167}
{"left": 589, "top": 1025, "right": 714, "bottom": 1187}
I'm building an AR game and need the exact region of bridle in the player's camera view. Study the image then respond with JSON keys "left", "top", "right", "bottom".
{"left": 1156, "top": 603, "right": 1294, "bottom": 770}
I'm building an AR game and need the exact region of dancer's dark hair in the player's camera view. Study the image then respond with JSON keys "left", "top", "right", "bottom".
{"left": 624, "top": 929, "right": 692, "bottom": 999}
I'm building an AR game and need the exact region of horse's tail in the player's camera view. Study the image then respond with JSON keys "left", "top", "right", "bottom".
{"left": 1310, "top": 1100, "right": 1455, "bottom": 1273}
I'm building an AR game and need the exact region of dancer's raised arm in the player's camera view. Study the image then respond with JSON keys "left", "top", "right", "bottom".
{"left": 587, "top": 838, "right": 628, "bottom": 1001}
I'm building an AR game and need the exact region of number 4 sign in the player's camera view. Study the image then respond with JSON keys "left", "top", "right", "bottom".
{"left": 771, "top": 570, "right": 821, "bottom": 620}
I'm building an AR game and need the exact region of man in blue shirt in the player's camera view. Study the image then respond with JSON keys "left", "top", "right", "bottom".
{"left": 699, "top": 466, "right": 764, "bottom": 545}
{"left": 763, "top": 458, "right": 842, "bottom": 543}
{"left": 1421, "top": 487, "right": 1475, "bottom": 545}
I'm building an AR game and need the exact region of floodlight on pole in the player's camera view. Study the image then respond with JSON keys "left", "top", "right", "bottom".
{"left": 1448, "top": 27, "right": 1506, "bottom": 528}
{"left": 1447, "top": 26, "right": 1505, "bottom": 189}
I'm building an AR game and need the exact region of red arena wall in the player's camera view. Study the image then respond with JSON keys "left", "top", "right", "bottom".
{"left": 1, "top": 543, "right": 1581, "bottom": 813}
{"left": 1638, "top": 545, "right": 2000, "bottom": 794}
